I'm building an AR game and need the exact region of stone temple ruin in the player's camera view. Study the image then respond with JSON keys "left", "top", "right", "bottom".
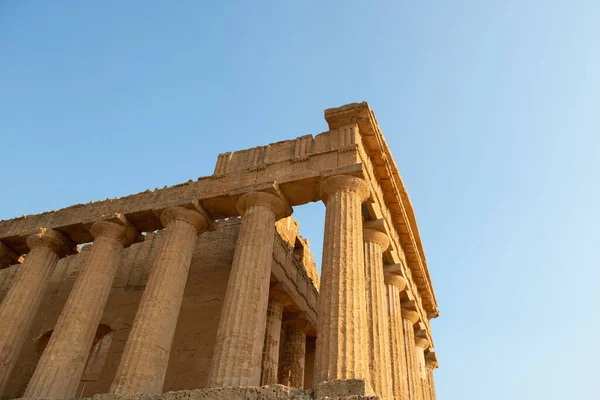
{"left": 0, "top": 102, "right": 439, "bottom": 400}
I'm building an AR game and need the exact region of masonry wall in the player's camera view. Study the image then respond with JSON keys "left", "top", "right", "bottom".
{"left": 0, "top": 218, "right": 315, "bottom": 400}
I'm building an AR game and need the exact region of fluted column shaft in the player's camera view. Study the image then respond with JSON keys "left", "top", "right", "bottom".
{"left": 260, "top": 298, "right": 284, "bottom": 386}
{"left": 385, "top": 274, "right": 409, "bottom": 400}
{"left": 25, "top": 218, "right": 138, "bottom": 399}
{"left": 0, "top": 229, "right": 76, "bottom": 397}
{"left": 414, "top": 337, "right": 429, "bottom": 400}
{"left": 278, "top": 323, "right": 307, "bottom": 388}
{"left": 110, "top": 206, "right": 210, "bottom": 394}
{"left": 422, "top": 369, "right": 431, "bottom": 400}
{"left": 401, "top": 310, "right": 421, "bottom": 400}
{"left": 425, "top": 363, "right": 437, "bottom": 400}
{"left": 208, "top": 192, "right": 289, "bottom": 387}
{"left": 363, "top": 229, "right": 393, "bottom": 399}
{"left": 314, "top": 175, "right": 371, "bottom": 384}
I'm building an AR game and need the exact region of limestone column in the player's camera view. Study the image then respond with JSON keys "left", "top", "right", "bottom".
{"left": 414, "top": 337, "right": 429, "bottom": 400}
{"left": 110, "top": 205, "right": 211, "bottom": 394}
{"left": 401, "top": 309, "right": 420, "bottom": 400}
{"left": 314, "top": 175, "right": 371, "bottom": 385}
{"left": 208, "top": 192, "right": 289, "bottom": 387}
{"left": 0, "top": 228, "right": 77, "bottom": 397}
{"left": 363, "top": 228, "right": 393, "bottom": 399}
{"left": 385, "top": 273, "right": 409, "bottom": 400}
{"left": 278, "top": 321, "right": 308, "bottom": 388}
{"left": 25, "top": 216, "right": 138, "bottom": 399}
{"left": 304, "top": 336, "right": 316, "bottom": 389}
{"left": 260, "top": 298, "right": 284, "bottom": 386}
{"left": 424, "top": 354, "right": 438, "bottom": 400}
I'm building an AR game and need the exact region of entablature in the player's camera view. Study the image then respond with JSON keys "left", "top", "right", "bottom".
{"left": 324, "top": 102, "right": 439, "bottom": 318}
{"left": 0, "top": 103, "right": 437, "bottom": 323}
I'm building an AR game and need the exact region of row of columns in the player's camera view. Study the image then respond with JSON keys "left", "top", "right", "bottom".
{"left": 0, "top": 190, "right": 288, "bottom": 398}
{"left": 365, "top": 230, "right": 437, "bottom": 400}
{"left": 259, "top": 292, "right": 312, "bottom": 389}
{"left": 313, "top": 174, "right": 438, "bottom": 399}
{"left": 0, "top": 175, "right": 436, "bottom": 399}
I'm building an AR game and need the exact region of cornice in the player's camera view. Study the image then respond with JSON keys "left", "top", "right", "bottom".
{"left": 324, "top": 102, "right": 439, "bottom": 317}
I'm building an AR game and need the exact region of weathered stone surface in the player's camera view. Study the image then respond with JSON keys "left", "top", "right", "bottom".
{"left": 314, "top": 176, "right": 371, "bottom": 387}
{"left": 0, "top": 218, "right": 318, "bottom": 399}
{"left": 278, "top": 323, "right": 307, "bottom": 388}
{"left": 208, "top": 192, "right": 290, "bottom": 387}
{"left": 87, "top": 385, "right": 363, "bottom": 400}
{"left": 400, "top": 309, "right": 421, "bottom": 400}
{"left": 424, "top": 354, "right": 438, "bottom": 400}
{"left": 261, "top": 298, "right": 285, "bottom": 386}
{"left": 0, "top": 241, "right": 21, "bottom": 270}
{"left": 25, "top": 217, "right": 139, "bottom": 398}
{"left": 314, "top": 380, "right": 380, "bottom": 400}
{"left": 362, "top": 229, "right": 392, "bottom": 400}
{"left": 0, "top": 102, "right": 438, "bottom": 400}
{"left": 110, "top": 206, "right": 211, "bottom": 394}
{"left": 413, "top": 337, "right": 429, "bottom": 400}
{"left": 0, "top": 228, "right": 77, "bottom": 397}
{"left": 384, "top": 275, "right": 409, "bottom": 400}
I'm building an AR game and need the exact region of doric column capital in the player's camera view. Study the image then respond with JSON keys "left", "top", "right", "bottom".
{"left": 236, "top": 191, "right": 290, "bottom": 220}
{"left": 160, "top": 206, "right": 211, "bottom": 233}
{"left": 281, "top": 319, "right": 311, "bottom": 333}
{"left": 414, "top": 336, "right": 430, "bottom": 349}
{"left": 0, "top": 241, "right": 21, "bottom": 269}
{"left": 363, "top": 228, "right": 390, "bottom": 251}
{"left": 319, "top": 174, "right": 370, "bottom": 203}
{"left": 400, "top": 309, "right": 420, "bottom": 325}
{"left": 425, "top": 351, "right": 439, "bottom": 370}
{"left": 269, "top": 283, "right": 294, "bottom": 308}
{"left": 384, "top": 272, "right": 406, "bottom": 291}
{"left": 90, "top": 215, "right": 139, "bottom": 247}
{"left": 26, "top": 228, "right": 78, "bottom": 258}
{"left": 282, "top": 312, "right": 312, "bottom": 333}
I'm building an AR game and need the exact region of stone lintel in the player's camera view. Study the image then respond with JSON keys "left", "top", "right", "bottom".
{"left": 319, "top": 164, "right": 365, "bottom": 181}
{"left": 270, "top": 240, "right": 318, "bottom": 331}
{"left": 0, "top": 156, "right": 363, "bottom": 255}
{"left": 0, "top": 241, "right": 22, "bottom": 269}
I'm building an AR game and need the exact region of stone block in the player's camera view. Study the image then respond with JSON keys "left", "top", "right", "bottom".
{"left": 314, "top": 380, "right": 378, "bottom": 400}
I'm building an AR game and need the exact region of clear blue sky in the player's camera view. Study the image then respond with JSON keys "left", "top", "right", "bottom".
{"left": 1, "top": 1, "right": 598, "bottom": 399}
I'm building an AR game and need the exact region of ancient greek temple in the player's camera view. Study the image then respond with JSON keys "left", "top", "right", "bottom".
{"left": 0, "top": 102, "right": 439, "bottom": 400}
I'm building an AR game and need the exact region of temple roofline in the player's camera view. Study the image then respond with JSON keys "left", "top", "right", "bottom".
{"left": 324, "top": 102, "right": 438, "bottom": 317}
